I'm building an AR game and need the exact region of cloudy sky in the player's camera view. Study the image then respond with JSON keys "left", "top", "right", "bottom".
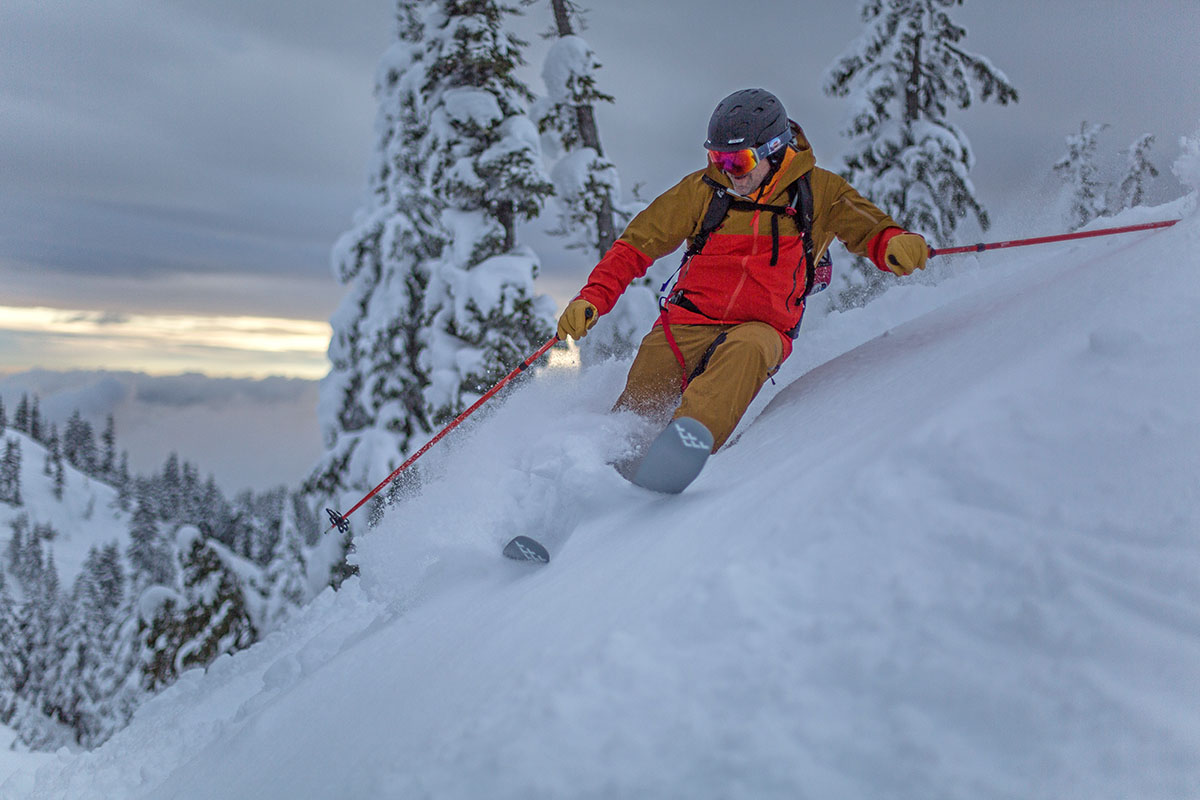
{"left": 3, "top": 0, "right": 1198, "bottom": 379}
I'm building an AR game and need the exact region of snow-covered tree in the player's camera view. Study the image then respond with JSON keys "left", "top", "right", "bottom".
{"left": 136, "top": 590, "right": 185, "bottom": 692}
{"left": 7, "top": 548, "right": 68, "bottom": 750}
{"left": 158, "top": 453, "right": 183, "bottom": 522}
{"left": 116, "top": 452, "right": 132, "bottom": 511}
{"left": 137, "top": 529, "right": 258, "bottom": 693}
{"left": 532, "top": 0, "right": 651, "bottom": 365}
{"left": 308, "top": 0, "right": 555, "bottom": 525}
{"left": 42, "top": 425, "right": 56, "bottom": 477}
{"left": 5, "top": 515, "right": 26, "bottom": 581}
{"left": 306, "top": 1, "right": 451, "bottom": 516}
{"left": 419, "top": 0, "right": 556, "bottom": 420}
{"left": 13, "top": 395, "right": 29, "bottom": 435}
{"left": 101, "top": 415, "right": 117, "bottom": 479}
{"left": 824, "top": 0, "right": 1017, "bottom": 301}
{"left": 1054, "top": 121, "right": 1110, "bottom": 230}
{"left": 1, "top": 438, "right": 22, "bottom": 506}
{"left": 263, "top": 494, "right": 310, "bottom": 630}
{"left": 28, "top": 398, "right": 41, "bottom": 444}
{"left": 173, "top": 533, "right": 258, "bottom": 676}
{"left": 1114, "top": 133, "right": 1159, "bottom": 211}
{"left": 533, "top": 0, "right": 622, "bottom": 256}
{"left": 62, "top": 411, "right": 97, "bottom": 474}
{"left": 0, "top": 573, "right": 19, "bottom": 724}
{"left": 126, "top": 486, "right": 176, "bottom": 592}
{"left": 43, "top": 547, "right": 124, "bottom": 747}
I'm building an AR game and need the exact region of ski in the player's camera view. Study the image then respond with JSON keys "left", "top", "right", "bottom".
{"left": 629, "top": 417, "right": 714, "bottom": 494}
{"left": 502, "top": 419, "right": 712, "bottom": 564}
{"left": 502, "top": 535, "right": 550, "bottom": 564}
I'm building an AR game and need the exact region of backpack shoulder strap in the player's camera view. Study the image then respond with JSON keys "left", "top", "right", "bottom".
{"left": 671, "top": 171, "right": 815, "bottom": 283}
{"left": 686, "top": 175, "right": 735, "bottom": 259}
{"left": 659, "top": 175, "right": 735, "bottom": 294}
{"left": 787, "top": 171, "right": 817, "bottom": 301}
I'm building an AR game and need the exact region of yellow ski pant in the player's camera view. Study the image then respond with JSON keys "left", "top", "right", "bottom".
{"left": 614, "top": 321, "right": 783, "bottom": 451}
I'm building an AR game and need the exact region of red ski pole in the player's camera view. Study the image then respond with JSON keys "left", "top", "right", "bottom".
{"left": 929, "top": 219, "right": 1179, "bottom": 258}
{"left": 325, "top": 335, "right": 561, "bottom": 534}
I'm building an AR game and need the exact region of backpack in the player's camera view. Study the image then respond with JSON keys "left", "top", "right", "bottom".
{"left": 662, "top": 170, "right": 832, "bottom": 338}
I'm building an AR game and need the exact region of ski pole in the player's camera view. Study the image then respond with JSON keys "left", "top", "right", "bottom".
{"left": 929, "top": 218, "right": 1179, "bottom": 258}
{"left": 324, "top": 334, "right": 561, "bottom": 535}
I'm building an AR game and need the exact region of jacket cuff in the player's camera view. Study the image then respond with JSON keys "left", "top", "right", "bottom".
{"left": 869, "top": 227, "right": 906, "bottom": 273}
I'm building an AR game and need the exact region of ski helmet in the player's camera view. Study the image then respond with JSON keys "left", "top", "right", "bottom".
{"left": 704, "top": 88, "right": 792, "bottom": 153}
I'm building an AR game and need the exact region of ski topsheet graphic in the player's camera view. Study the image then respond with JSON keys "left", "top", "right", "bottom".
{"left": 503, "top": 535, "right": 551, "bottom": 564}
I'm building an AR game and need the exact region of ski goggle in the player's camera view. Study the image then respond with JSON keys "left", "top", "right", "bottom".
{"left": 706, "top": 132, "right": 793, "bottom": 177}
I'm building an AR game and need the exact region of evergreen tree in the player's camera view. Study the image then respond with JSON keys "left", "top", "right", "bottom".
{"left": 98, "top": 609, "right": 146, "bottom": 743}
{"left": 1054, "top": 121, "right": 1109, "bottom": 230}
{"left": 96, "top": 542, "right": 126, "bottom": 621}
{"left": 174, "top": 531, "right": 257, "bottom": 674}
{"left": 11, "top": 518, "right": 42, "bottom": 593}
{"left": 308, "top": 0, "right": 555, "bottom": 524}
{"left": 63, "top": 411, "right": 98, "bottom": 474}
{"left": 54, "top": 452, "right": 65, "bottom": 502}
{"left": 1114, "top": 133, "right": 1159, "bottom": 211}
{"left": 0, "top": 573, "right": 20, "bottom": 726}
{"left": 307, "top": 0, "right": 445, "bottom": 513}
{"left": 43, "top": 424, "right": 58, "bottom": 477}
{"left": 5, "top": 515, "right": 26, "bottom": 581}
{"left": 159, "top": 453, "right": 184, "bottom": 521}
{"left": 532, "top": 0, "right": 650, "bottom": 365}
{"left": 180, "top": 461, "right": 202, "bottom": 524}
{"left": 116, "top": 452, "right": 133, "bottom": 511}
{"left": 228, "top": 490, "right": 257, "bottom": 562}
{"left": 0, "top": 397, "right": 6, "bottom": 435}
{"left": 198, "top": 475, "right": 230, "bottom": 545}
{"left": 13, "top": 395, "right": 29, "bottom": 435}
{"left": 264, "top": 494, "right": 309, "bottom": 630}
{"left": 139, "top": 533, "right": 258, "bottom": 692}
{"left": 28, "top": 397, "right": 41, "bottom": 444}
{"left": 824, "top": 0, "right": 1017, "bottom": 302}
{"left": 43, "top": 555, "right": 117, "bottom": 745}
{"left": 126, "top": 485, "right": 176, "bottom": 592}
{"left": 420, "top": 0, "right": 556, "bottom": 420}
{"left": 101, "top": 415, "right": 117, "bottom": 479}
{"left": 7, "top": 546, "right": 68, "bottom": 750}
{"left": 533, "top": 0, "right": 624, "bottom": 256}
{"left": 136, "top": 590, "right": 185, "bottom": 693}
{"left": 1, "top": 438, "right": 22, "bottom": 506}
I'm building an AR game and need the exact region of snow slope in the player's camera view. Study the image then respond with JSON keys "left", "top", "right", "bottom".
{"left": 0, "top": 430, "right": 129, "bottom": 589}
{"left": 6, "top": 201, "right": 1199, "bottom": 798}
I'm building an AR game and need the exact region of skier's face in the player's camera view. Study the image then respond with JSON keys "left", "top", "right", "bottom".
{"left": 727, "top": 156, "right": 771, "bottom": 196}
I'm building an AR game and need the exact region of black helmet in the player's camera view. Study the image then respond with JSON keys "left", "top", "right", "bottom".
{"left": 704, "top": 88, "right": 792, "bottom": 152}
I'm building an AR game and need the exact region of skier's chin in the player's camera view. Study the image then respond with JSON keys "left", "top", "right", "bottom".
{"left": 730, "top": 176, "right": 762, "bottom": 195}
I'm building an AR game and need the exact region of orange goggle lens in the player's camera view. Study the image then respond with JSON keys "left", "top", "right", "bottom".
{"left": 707, "top": 148, "right": 758, "bottom": 177}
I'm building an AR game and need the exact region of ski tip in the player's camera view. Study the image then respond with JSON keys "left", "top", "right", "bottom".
{"left": 503, "top": 535, "right": 550, "bottom": 564}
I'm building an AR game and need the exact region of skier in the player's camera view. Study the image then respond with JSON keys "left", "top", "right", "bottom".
{"left": 556, "top": 88, "right": 928, "bottom": 460}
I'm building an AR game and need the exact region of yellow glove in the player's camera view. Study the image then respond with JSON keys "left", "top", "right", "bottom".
{"left": 885, "top": 233, "right": 929, "bottom": 276}
{"left": 556, "top": 298, "right": 598, "bottom": 341}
